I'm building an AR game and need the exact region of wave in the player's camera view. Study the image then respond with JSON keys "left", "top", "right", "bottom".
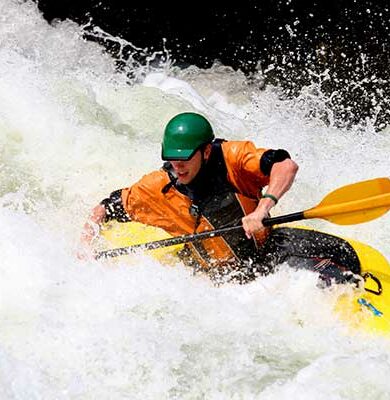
{"left": 0, "top": 1, "right": 389, "bottom": 398}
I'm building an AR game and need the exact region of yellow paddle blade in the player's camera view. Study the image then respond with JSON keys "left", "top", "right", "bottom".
{"left": 304, "top": 177, "right": 390, "bottom": 225}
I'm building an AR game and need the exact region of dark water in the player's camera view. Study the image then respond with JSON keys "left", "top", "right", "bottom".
{"left": 36, "top": 1, "right": 390, "bottom": 129}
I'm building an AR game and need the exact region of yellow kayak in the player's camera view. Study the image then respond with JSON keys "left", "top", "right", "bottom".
{"left": 100, "top": 220, "right": 183, "bottom": 264}
{"left": 335, "top": 236, "right": 390, "bottom": 335}
{"left": 100, "top": 221, "right": 390, "bottom": 336}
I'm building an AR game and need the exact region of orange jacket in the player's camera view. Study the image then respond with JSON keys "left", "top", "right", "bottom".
{"left": 121, "top": 141, "right": 270, "bottom": 268}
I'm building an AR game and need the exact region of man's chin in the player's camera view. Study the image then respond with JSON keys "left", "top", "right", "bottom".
{"left": 177, "top": 175, "right": 191, "bottom": 184}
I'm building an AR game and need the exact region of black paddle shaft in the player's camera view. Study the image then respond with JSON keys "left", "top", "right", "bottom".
{"left": 95, "top": 211, "right": 305, "bottom": 260}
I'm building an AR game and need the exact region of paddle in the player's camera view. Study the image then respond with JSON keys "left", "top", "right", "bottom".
{"left": 96, "top": 177, "right": 390, "bottom": 259}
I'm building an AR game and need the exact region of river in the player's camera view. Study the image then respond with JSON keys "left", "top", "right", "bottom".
{"left": 0, "top": 1, "right": 390, "bottom": 399}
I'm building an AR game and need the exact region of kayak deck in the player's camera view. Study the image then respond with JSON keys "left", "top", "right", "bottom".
{"left": 335, "top": 237, "right": 390, "bottom": 335}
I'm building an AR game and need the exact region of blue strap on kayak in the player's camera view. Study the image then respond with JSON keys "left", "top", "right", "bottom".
{"left": 358, "top": 298, "right": 383, "bottom": 317}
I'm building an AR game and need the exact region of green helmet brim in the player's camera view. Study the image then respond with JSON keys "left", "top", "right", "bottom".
{"left": 161, "top": 147, "right": 196, "bottom": 161}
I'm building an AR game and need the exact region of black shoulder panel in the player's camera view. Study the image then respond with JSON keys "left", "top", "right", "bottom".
{"left": 260, "top": 149, "right": 291, "bottom": 176}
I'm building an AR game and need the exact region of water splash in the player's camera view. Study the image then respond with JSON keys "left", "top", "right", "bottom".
{"left": 0, "top": 1, "right": 389, "bottom": 399}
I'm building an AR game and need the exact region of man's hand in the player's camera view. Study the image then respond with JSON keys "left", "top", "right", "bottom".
{"left": 242, "top": 157, "right": 299, "bottom": 239}
{"left": 77, "top": 204, "right": 106, "bottom": 260}
{"left": 76, "top": 244, "right": 96, "bottom": 261}
{"left": 242, "top": 206, "right": 270, "bottom": 239}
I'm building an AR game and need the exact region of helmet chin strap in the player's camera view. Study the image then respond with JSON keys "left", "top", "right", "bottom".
{"left": 198, "top": 147, "right": 210, "bottom": 173}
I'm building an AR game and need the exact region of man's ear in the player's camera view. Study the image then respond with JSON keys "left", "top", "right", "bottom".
{"left": 203, "top": 143, "right": 212, "bottom": 161}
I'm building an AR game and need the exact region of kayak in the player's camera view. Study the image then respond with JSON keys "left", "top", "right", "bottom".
{"left": 99, "top": 221, "right": 390, "bottom": 336}
{"left": 335, "top": 236, "right": 390, "bottom": 335}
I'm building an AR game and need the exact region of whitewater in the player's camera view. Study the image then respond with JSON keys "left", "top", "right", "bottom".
{"left": 0, "top": 1, "right": 389, "bottom": 399}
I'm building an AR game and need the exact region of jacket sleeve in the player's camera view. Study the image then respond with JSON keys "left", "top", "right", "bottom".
{"left": 119, "top": 170, "right": 202, "bottom": 238}
{"left": 99, "top": 171, "right": 170, "bottom": 223}
{"left": 222, "top": 141, "right": 271, "bottom": 198}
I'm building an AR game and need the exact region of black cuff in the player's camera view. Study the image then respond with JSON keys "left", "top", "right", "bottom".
{"left": 260, "top": 149, "right": 291, "bottom": 176}
{"left": 100, "top": 189, "right": 131, "bottom": 222}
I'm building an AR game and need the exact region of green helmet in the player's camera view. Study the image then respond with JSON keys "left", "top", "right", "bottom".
{"left": 162, "top": 112, "right": 215, "bottom": 160}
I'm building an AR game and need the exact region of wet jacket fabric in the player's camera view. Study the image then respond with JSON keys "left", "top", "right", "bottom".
{"left": 118, "top": 140, "right": 271, "bottom": 269}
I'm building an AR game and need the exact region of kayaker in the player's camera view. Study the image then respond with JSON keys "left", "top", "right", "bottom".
{"left": 80, "top": 112, "right": 361, "bottom": 285}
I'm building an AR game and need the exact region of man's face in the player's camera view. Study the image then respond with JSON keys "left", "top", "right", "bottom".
{"left": 170, "top": 150, "right": 203, "bottom": 184}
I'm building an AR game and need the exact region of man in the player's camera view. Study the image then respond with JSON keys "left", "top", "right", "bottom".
{"left": 80, "top": 112, "right": 360, "bottom": 285}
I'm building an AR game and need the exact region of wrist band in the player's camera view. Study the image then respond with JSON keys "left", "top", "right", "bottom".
{"left": 262, "top": 193, "right": 278, "bottom": 205}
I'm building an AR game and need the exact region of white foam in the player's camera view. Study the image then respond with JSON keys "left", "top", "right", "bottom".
{"left": 0, "top": 1, "right": 389, "bottom": 398}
